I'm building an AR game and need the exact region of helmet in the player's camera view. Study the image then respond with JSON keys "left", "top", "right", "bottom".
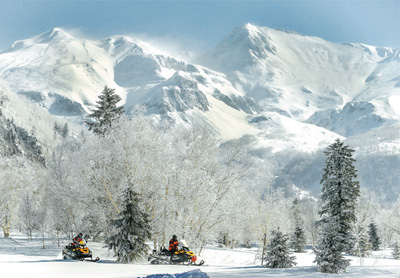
{"left": 79, "top": 233, "right": 83, "bottom": 236}
{"left": 172, "top": 235, "right": 177, "bottom": 240}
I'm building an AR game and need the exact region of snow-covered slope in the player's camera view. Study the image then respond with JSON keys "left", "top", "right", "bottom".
{"left": 198, "top": 24, "right": 400, "bottom": 135}
{"left": 0, "top": 28, "right": 258, "bottom": 140}
{"left": 347, "top": 123, "right": 400, "bottom": 202}
{"left": 0, "top": 28, "right": 121, "bottom": 115}
{"left": 247, "top": 112, "right": 342, "bottom": 154}
{"left": 101, "top": 35, "right": 188, "bottom": 87}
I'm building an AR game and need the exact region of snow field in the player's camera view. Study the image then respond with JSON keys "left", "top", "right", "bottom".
{"left": 2, "top": 236, "right": 400, "bottom": 278}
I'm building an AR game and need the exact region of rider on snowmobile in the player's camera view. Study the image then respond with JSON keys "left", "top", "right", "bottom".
{"left": 72, "top": 233, "right": 84, "bottom": 246}
{"left": 169, "top": 235, "right": 179, "bottom": 253}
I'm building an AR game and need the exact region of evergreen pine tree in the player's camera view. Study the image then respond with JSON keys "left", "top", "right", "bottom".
{"left": 105, "top": 185, "right": 151, "bottom": 263}
{"left": 393, "top": 243, "right": 400, "bottom": 259}
{"left": 53, "top": 122, "right": 60, "bottom": 139}
{"left": 290, "top": 198, "right": 307, "bottom": 253}
{"left": 368, "top": 222, "right": 381, "bottom": 251}
{"left": 291, "top": 226, "right": 307, "bottom": 253}
{"left": 85, "top": 86, "right": 124, "bottom": 135}
{"left": 348, "top": 225, "right": 371, "bottom": 257}
{"left": 53, "top": 122, "right": 61, "bottom": 133}
{"left": 314, "top": 138, "right": 360, "bottom": 273}
{"left": 61, "top": 123, "right": 69, "bottom": 138}
{"left": 265, "top": 229, "right": 296, "bottom": 268}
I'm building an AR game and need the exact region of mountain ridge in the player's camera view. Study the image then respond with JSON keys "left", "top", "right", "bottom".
{"left": 198, "top": 24, "right": 400, "bottom": 131}
{"left": 0, "top": 25, "right": 399, "bottom": 200}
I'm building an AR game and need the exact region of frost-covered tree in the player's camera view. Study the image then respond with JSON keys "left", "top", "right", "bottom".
{"left": 0, "top": 157, "right": 35, "bottom": 237}
{"left": 379, "top": 199, "right": 400, "bottom": 247}
{"left": 46, "top": 138, "right": 84, "bottom": 236}
{"left": 368, "top": 222, "right": 381, "bottom": 251}
{"left": 18, "top": 193, "right": 36, "bottom": 241}
{"left": 314, "top": 139, "right": 360, "bottom": 273}
{"left": 35, "top": 204, "right": 47, "bottom": 249}
{"left": 291, "top": 226, "right": 307, "bottom": 253}
{"left": 250, "top": 185, "right": 290, "bottom": 266}
{"left": 85, "top": 86, "right": 124, "bottom": 135}
{"left": 290, "top": 198, "right": 306, "bottom": 253}
{"left": 348, "top": 224, "right": 371, "bottom": 258}
{"left": 105, "top": 185, "right": 151, "bottom": 263}
{"left": 264, "top": 229, "right": 296, "bottom": 268}
{"left": 301, "top": 199, "right": 319, "bottom": 247}
{"left": 47, "top": 114, "right": 255, "bottom": 250}
{"left": 393, "top": 243, "right": 400, "bottom": 259}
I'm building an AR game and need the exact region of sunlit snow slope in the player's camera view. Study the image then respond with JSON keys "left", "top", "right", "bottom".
{"left": 0, "top": 28, "right": 259, "bottom": 139}
{"left": 199, "top": 24, "right": 400, "bottom": 135}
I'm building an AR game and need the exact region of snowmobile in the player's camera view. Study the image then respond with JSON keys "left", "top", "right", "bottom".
{"left": 148, "top": 239, "right": 204, "bottom": 266}
{"left": 62, "top": 240, "right": 99, "bottom": 262}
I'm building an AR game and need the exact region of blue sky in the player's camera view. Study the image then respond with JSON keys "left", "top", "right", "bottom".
{"left": 0, "top": 0, "right": 399, "bottom": 52}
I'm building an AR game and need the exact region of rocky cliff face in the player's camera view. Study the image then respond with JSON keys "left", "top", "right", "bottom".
{"left": 0, "top": 92, "right": 45, "bottom": 165}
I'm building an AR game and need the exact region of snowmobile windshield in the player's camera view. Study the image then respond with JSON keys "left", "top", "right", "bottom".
{"left": 180, "top": 239, "right": 189, "bottom": 248}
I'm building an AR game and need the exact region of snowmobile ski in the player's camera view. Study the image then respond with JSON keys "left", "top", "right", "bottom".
{"left": 84, "top": 256, "right": 100, "bottom": 262}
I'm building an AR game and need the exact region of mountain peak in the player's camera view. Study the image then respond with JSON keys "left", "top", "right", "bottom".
{"left": 3, "top": 28, "right": 73, "bottom": 53}
{"left": 229, "top": 23, "right": 275, "bottom": 50}
{"left": 242, "top": 23, "right": 268, "bottom": 34}
{"left": 230, "top": 23, "right": 266, "bottom": 41}
{"left": 101, "top": 35, "right": 167, "bottom": 60}
{"left": 35, "top": 28, "right": 74, "bottom": 44}
{"left": 200, "top": 23, "right": 276, "bottom": 72}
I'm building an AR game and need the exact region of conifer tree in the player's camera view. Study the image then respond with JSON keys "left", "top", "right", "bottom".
{"left": 290, "top": 198, "right": 306, "bottom": 253}
{"left": 105, "top": 185, "right": 151, "bottom": 263}
{"left": 348, "top": 225, "right": 371, "bottom": 257}
{"left": 265, "top": 229, "right": 296, "bottom": 268}
{"left": 314, "top": 139, "right": 360, "bottom": 273}
{"left": 368, "top": 222, "right": 381, "bottom": 251}
{"left": 291, "top": 226, "right": 307, "bottom": 253}
{"left": 393, "top": 243, "right": 400, "bottom": 259}
{"left": 53, "top": 122, "right": 60, "bottom": 134}
{"left": 85, "top": 86, "right": 124, "bottom": 135}
{"left": 61, "top": 123, "right": 69, "bottom": 138}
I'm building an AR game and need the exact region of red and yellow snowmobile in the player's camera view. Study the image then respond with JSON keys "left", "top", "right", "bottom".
{"left": 148, "top": 239, "right": 204, "bottom": 265}
{"left": 62, "top": 240, "right": 99, "bottom": 262}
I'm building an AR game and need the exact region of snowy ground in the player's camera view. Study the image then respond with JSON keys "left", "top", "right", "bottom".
{"left": 1, "top": 236, "right": 400, "bottom": 278}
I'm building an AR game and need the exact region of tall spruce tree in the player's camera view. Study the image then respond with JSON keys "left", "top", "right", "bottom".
{"left": 105, "top": 185, "right": 151, "bottom": 263}
{"left": 314, "top": 138, "right": 360, "bottom": 273}
{"left": 291, "top": 226, "right": 307, "bottom": 253}
{"left": 290, "top": 198, "right": 307, "bottom": 253}
{"left": 85, "top": 86, "right": 124, "bottom": 135}
{"left": 348, "top": 225, "right": 371, "bottom": 257}
{"left": 368, "top": 222, "right": 381, "bottom": 251}
{"left": 265, "top": 229, "right": 296, "bottom": 268}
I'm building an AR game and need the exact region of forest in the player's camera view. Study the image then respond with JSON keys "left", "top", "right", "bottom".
{"left": 0, "top": 86, "right": 400, "bottom": 273}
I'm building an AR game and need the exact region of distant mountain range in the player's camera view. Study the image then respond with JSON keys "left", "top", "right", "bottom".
{"left": 0, "top": 24, "right": 399, "bottom": 201}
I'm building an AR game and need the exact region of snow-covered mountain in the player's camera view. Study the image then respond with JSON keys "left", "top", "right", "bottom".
{"left": 199, "top": 24, "right": 400, "bottom": 136}
{"left": 0, "top": 28, "right": 118, "bottom": 116}
{"left": 0, "top": 25, "right": 399, "bottom": 201}
{"left": 0, "top": 28, "right": 258, "bottom": 138}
